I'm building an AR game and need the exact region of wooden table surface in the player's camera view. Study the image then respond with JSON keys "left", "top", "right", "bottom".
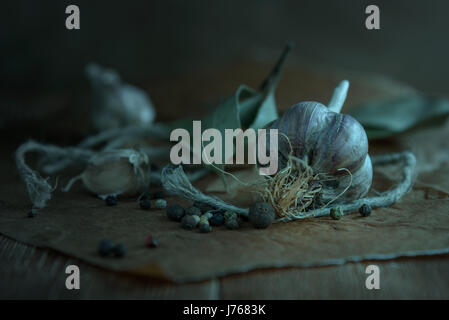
{"left": 1, "top": 234, "right": 447, "bottom": 299}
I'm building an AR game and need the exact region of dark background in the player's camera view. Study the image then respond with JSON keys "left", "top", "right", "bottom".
{"left": 1, "top": 1, "right": 449, "bottom": 300}
{"left": 1, "top": 0, "right": 448, "bottom": 96}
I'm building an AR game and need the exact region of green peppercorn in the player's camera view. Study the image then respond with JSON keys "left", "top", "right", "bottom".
{"left": 166, "top": 204, "right": 185, "bottom": 221}
{"left": 224, "top": 210, "right": 238, "bottom": 221}
{"left": 199, "top": 223, "right": 212, "bottom": 233}
{"left": 199, "top": 216, "right": 212, "bottom": 233}
{"left": 249, "top": 202, "right": 275, "bottom": 229}
{"left": 154, "top": 199, "right": 167, "bottom": 209}
{"left": 181, "top": 215, "right": 200, "bottom": 230}
{"left": 330, "top": 207, "right": 343, "bottom": 220}
{"left": 186, "top": 206, "right": 202, "bottom": 216}
{"left": 202, "top": 212, "right": 213, "bottom": 220}
{"left": 359, "top": 204, "right": 372, "bottom": 217}
{"left": 225, "top": 218, "right": 240, "bottom": 230}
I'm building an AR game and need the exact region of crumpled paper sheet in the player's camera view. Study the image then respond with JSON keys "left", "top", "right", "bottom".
{"left": 1, "top": 64, "right": 449, "bottom": 283}
{"left": 1, "top": 134, "right": 449, "bottom": 283}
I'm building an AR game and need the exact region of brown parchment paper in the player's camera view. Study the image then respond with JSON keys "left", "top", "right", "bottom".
{"left": 1, "top": 64, "right": 448, "bottom": 283}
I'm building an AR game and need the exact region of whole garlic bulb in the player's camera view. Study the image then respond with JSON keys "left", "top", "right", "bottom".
{"left": 81, "top": 149, "right": 150, "bottom": 198}
{"left": 265, "top": 81, "right": 373, "bottom": 204}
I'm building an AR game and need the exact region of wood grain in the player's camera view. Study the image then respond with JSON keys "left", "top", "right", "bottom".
{"left": 1, "top": 235, "right": 447, "bottom": 299}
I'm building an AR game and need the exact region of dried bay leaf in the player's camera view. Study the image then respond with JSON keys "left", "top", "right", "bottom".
{"left": 164, "top": 46, "right": 291, "bottom": 188}
{"left": 350, "top": 96, "right": 449, "bottom": 139}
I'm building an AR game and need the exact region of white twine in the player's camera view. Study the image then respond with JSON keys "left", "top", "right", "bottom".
{"left": 15, "top": 140, "right": 95, "bottom": 209}
{"left": 160, "top": 151, "right": 417, "bottom": 221}
{"left": 39, "top": 124, "right": 170, "bottom": 174}
{"left": 16, "top": 139, "right": 207, "bottom": 211}
{"left": 161, "top": 165, "right": 249, "bottom": 216}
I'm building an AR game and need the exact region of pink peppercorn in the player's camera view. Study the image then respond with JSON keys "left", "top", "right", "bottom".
{"left": 145, "top": 235, "right": 158, "bottom": 248}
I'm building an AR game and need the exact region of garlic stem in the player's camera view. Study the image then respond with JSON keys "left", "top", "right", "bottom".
{"left": 328, "top": 80, "right": 349, "bottom": 113}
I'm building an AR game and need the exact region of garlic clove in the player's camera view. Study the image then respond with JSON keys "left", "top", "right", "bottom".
{"left": 81, "top": 149, "right": 150, "bottom": 198}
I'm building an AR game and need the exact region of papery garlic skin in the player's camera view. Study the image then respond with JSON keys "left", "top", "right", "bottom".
{"left": 266, "top": 101, "right": 373, "bottom": 203}
{"left": 81, "top": 149, "right": 150, "bottom": 198}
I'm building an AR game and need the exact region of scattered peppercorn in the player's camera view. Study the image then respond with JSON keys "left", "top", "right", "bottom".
{"left": 198, "top": 216, "right": 212, "bottom": 233}
{"left": 166, "top": 204, "right": 185, "bottom": 221}
{"left": 139, "top": 199, "right": 151, "bottom": 210}
{"left": 105, "top": 195, "right": 117, "bottom": 206}
{"left": 145, "top": 235, "right": 158, "bottom": 248}
{"left": 224, "top": 210, "right": 240, "bottom": 230}
{"left": 181, "top": 215, "right": 200, "bottom": 230}
{"left": 186, "top": 206, "right": 202, "bottom": 216}
{"left": 225, "top": 218, "right": 240, "bottom": 230}
{"left": 152, "top": 190, "right": 165, "bottom": 200}
{"left": 209, "top": 212, "right": 225, "bottom": 226}
{"left": 98, "top": 239, "right": 115, "bottom": 256}
{"left": 199, "top": 221, "right": 212, "bottom": 233}
{"left": 112, "top": 243, "right": 127, "bottom": 258}
{"left": 330, "top": 207, "right": 343, "bottom": 220}
{"left": 154, "top": 199, "right": 167, "bottom": 209}
{"left": 359, "top": 204, "right": 372, "bottom": 217}
{"left": 224, "top": 210, "right": 238, "bottom": 221}
{"left": 249, "top": 202, "right": 275, "bottom": 229}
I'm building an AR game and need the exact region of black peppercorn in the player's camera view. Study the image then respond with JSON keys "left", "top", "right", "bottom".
{"left": 105, "top": 196, "right": 117, "bottom": 206}
{"left": 112, "top": 243, "right": 127, "bottom": 258}
{"left": 186, "top": 206, "right": 202, "bottom": 216}
{"left": 359, "top": 204, "right": 372, "bottom": 217}
{"left": 98, "top": 239, "right": 115, "bottom": 256}
{"left": 209, "top": 212, "right": 225, "bottom": 226}
{"left": 166, "top": 204, "right": 185, "bottom": 221}
{"left": 249, "top": 202, "right": 275, "bottom": 229}
{"left": 139, "top": 199, "right": 151, "bottom": 210}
